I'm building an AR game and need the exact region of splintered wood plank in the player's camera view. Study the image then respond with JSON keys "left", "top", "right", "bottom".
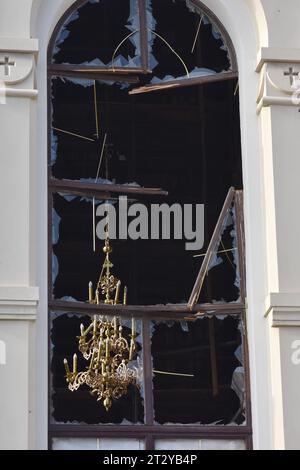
{"left": 188, "top": 187, "right": 235, "bottom": 309}
{"left": 129, "top": 72, "right": 238, "bottom": 95}
{"left": 49, "top": 178, "right": 168, "bottom": 197}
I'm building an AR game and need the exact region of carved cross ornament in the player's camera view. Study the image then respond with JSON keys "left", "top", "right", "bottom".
{"left": 0, "top": 56, "right": 15, "bottom": 77}
{"left": 0, "top": 38, "right": 38, "bottom": 98}
{"left": 283, "top": 66, "right": 300, "bottom": 86}
{"left": 257, "top": 60, "right": 300, "bottom": 113}
{"left": 0, "top": 53, "right": 34, "bottom": 85}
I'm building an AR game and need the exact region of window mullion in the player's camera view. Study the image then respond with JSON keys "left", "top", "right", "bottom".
{"left": 145, "top": 434, "right": 155, "bottom": 450}
{"left": 142, "top": 319, "right": 154, "bottom": 426}
{"left": 234, "top": 190, "right": 246, "bottom": 300}
{"left": 138, "top": 0, "right": 150, "bottom": 73}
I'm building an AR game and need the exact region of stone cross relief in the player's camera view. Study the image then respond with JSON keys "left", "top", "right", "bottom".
{"left": 283, "top": 66, "right": 299, "bottom": 86}
{"left": 0, "top": 56, "right": 16, "bottom": 77}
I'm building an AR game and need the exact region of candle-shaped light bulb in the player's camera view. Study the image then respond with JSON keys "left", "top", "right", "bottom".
{"left": 129, "top": 340, "right": 134, "bottom": 361}
{"left": 114, "top": 280, "right": 121, "bottom": 305}
{"left": 113, "top": 316, "right": 118, "bottom": 335}
{"left": 106, "top": 338, "right": 109, "bottom": 359}
{"left": 64, "top": 358, "right": 70, "bottom": 376}
{"left": 89, "top": 281, "right": 93, "bottom": 303}
{"left": 96, "top": 290, "right": 100, "bottom": 305}
{"left": 123, "top": 286, "right": 127, "bottom": 306}
{"left": 89, "top": 349, "right": 96, "bottom": 370}
{"left": 73, "top": 353, "right": 78, "bottom": 374}
{"left": 97, "top": 341, "right": 102, "bottom": 363}
{"left": 93, "top": 315, "right": 97, "bottom": 335}
{"left": 131, "top": 317, "right": 136, "bottom": 337}
{"left": 80, "top": 323, "right": 84, "bottom": 336}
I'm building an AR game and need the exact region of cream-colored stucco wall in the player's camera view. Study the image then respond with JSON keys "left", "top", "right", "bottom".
{"left": 0, "top": 0, "right": 300, "bottom": 450}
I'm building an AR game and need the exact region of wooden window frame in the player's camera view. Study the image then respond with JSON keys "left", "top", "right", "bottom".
{"left": 47, "top": 0, "right": 250, "bottom": 452}
{"left": 47, "top": 0, "right": 238, "bottom": 76}
{"left": 48, "top": 311, "right": 252, "bottom": 450}
{"left": 48, "top": 187, "right": 252, "bottom": 450}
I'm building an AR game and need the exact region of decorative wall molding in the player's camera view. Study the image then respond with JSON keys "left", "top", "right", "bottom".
{"left": 0, "top": 37, "right": 38, "bottom": 54}
{"left": 0, "top": 52, "right": 34, "bottom": 84}
{"left": 0, "top": 86, "right": 38, "bottom": 98}
{"left": 256, "top": 47, "right": 300, "bottom": 73}
{"left": 265, "top": 293, "right": 300, "bottom": 327}
{"left": 0, "top": 286, "right": 39, "bottom": 320}
{"left": 0, "top": 36, "right": 38, "bottom": 97}
{"left": 256, "top": 47, "right": 300, "bottom": 113}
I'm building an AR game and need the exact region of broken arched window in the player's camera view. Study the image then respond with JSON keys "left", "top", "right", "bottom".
{"left": 48, "top": 0, "right": 252, "bottom": 451}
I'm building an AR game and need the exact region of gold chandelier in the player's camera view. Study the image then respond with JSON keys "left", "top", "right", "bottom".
{"left": 63, "top": 237, "right": 139, "bottom": 411}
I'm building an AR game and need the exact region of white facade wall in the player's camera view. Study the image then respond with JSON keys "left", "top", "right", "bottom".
{"left": 0, "top": 0, "right": 299, "bottom": 449}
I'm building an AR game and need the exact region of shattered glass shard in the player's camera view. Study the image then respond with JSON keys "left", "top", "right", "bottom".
{"left": 151, "top": 316, "right": 246, "bottom": 426}
{"left": 52, "top": 0, "right": 142, "bottom": 68}
{"left": 146, "top": 0, "right": 231, "bottom": 86}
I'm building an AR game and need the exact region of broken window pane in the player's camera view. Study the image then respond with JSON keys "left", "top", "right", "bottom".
{"left": 51, "top": 72, "right": 243, "bottom": 306}
{"left": 50, "top": 75, "right": 242, "bottom": 191}
{"left": 51, "top": 0, "right": 233, "bottom": 81}
{"left": 52, "top": 0, "right": 142, "bottom": 68}
{"left": 50, "top": 76, "right": 133, "bottom": 182}
{"left": 196, "top": 206, "right": 241, "bottom": 304}
{"left": 50, "top": 4, "right": 243, "bottom": 307}
{"left": 50, "top": 312, "right": 144, "bottom": 424}
{"left": 146, "top": 0, "right": 232, "bottom": 86}
{"left": 52, "top": 192, "right": 241, "bottom": 305}
{"left": 51, "top": 193, "right": 201, "bottom": 304}
{"left": 52, "top": 182, "right": 242, "bottom": 306}
{"left": 151, "top": 315, "right": 245, "bottom": 425}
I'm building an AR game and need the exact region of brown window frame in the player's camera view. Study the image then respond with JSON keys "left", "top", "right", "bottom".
{"left": 48, "top": 187, "right": 252, "bottom": 450}
{"left": 47, "top": 0, "right": 251, "bottom": 451}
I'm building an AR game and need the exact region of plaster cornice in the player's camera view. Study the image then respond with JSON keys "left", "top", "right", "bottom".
{"left": 0, "top": 286, "right": 39, "bottom": 320}
{"left": 265, "top": 293, "right": 300, "bottom": 327}
{"left": 0, "top": 37, "right": 38, "bottom": 54}
{"left": 256, "top": 47, "right": 300, "bottom": 72}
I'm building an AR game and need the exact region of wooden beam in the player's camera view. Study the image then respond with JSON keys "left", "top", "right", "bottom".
{"left": 48, "top": 63, "right": 149, "bottom": 78}
{"left": 188, "top": 187, "right": 236, "bottom": 308}
{"left": 129, "top": 72, "right": 238, "bottom": 95}
{"left": 49, "top": 299, "right": 244, "bottom": 317}
{"left": 49, "top": 178, "right": 168, "bottom": 197}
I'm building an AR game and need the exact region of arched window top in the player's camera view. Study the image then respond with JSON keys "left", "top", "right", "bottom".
{"left": 49, "top": 0, "right": 237, "bottom": 84}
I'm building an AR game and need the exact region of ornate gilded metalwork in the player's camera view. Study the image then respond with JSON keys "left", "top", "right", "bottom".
{"left": 63, "top": 237, "right": 139, "bottom": 411}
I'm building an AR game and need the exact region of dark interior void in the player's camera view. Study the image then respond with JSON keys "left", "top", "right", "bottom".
{"left": 149, "top": 0, "right": 230, "bottom": 79}
{"left": 51, "top": 75, "right": 242, "bottom": 305}
{"left": 152, "top": 316, "right": 245, "bottom": 425}
{"left": 52, "top": 193, "right": 239, "bottom": 304}
{"left": 51, "top": 313, "right": 144, "bottom": 424}
{"left": 52, "top": 0, "right": 139, "bottom": 66}
{"left": 51, "top": 314, "right": 245, "bottom": 425}
{"left": 51, "top": 77, "right": 241, "bottom": 188}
